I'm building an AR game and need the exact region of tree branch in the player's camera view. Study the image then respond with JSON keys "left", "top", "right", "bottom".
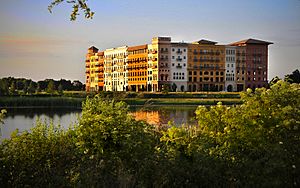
{"left": 48, "top": 0, "right": 94, "bottom": 21}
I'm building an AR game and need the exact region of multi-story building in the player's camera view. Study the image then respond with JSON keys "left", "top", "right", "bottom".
{"left": 127, "top": 45, "right": 148, "bottom": 91}
{"left": 234, "top": 46, "right": 246, "bottom": 91}
{"left": 104, "top": 46, "right": 128, "bottom": 91}
{"left": 187, "top": 40, "right": 225, "bottom": 92}
{"left": 225, "top": 46, "right": 236, "bottom": 91}
{"left": 170, "top": 43, "right": 188, "bottom": 91}
{"left": 85, "top": 37, "right": 272, "bottom": 92}
{"left": 149, "top": 37, "right": 172, "bottom": 92}
{"left": 231, "top": 39, "right": 273, "bottom": 91}
{"left": 85, "top": 46, "right": 104, "bottom": 92}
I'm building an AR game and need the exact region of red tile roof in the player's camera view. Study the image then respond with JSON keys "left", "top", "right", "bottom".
{"left": 193, "top": 39, "right": 217, "bottom": 45}
{"left": 230, "top": 38, "right": 273, "bottom": 46}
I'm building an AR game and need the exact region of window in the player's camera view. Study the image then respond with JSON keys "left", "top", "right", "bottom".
{"left": 172, "top": 48, "right": 175, "bottom": 51}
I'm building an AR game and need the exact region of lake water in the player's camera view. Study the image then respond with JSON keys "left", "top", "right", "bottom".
{"left": 1, "top": 106, "right": 198, "bottom": 139}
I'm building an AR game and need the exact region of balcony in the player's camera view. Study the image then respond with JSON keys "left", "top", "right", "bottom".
{"left": 176, "top": 50, "right": 183, "bottom": 54}
{"left": 160, "top": 58, "right": 168, "bottom": 61}
{"left": 176, "top": 58, "right": 183, "bottom": 62}
{"left": 152, "top": 50, "right": 157, "bottom": 54}
{"left": 176, "top": 65, "right": 182, "bottom": 69}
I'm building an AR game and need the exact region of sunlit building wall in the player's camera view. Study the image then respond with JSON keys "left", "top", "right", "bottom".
{"left": 128, "top": 45, "right": 148, "bottom": 91}
{"left": 187, "top": 40, "right": 226, "bottom": 92}
{"left": 225, "top": 46, "right": 237, "bottom": 92}
{"left": 104, "top": 46, "right": 128, "bottom": 91}
{"left": 170, "top": 43, "right": 188, "bottom": 91}
{"left": 85, "top": 46, "right": 99, "bottom": 92}
{"left": 86, "top": 37, "right": 272, "bottom": 92}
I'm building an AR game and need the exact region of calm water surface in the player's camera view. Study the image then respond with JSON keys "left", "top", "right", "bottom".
{"left": 1, "top": 106, "right": 198, "bottom": 139}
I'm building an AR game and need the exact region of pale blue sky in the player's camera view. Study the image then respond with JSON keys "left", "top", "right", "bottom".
{"left": 0, "top": 0, "right": 299, "bottom": 82}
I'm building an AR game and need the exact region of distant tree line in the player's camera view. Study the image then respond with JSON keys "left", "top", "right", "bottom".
{"left": 0, "top": 77, "right": 85, "bottom": 96}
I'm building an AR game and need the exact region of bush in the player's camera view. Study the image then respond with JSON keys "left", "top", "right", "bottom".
{"left": 0, "top": 81, "right": 299, "bottom": 187}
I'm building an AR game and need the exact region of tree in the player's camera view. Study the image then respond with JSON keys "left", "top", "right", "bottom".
{"left": 46, "top": 80, "right": 55, "bottom": 94}
{"left": 0, "top": 79, "right": 9, "bottom": 96}
{"left": 58, "top": 83, "right": 63, "bottom": 94}
{"left": 72, "top": 80, "right": 84, "bottom": 91}
{"left": 269, "top": 76, "right": 280, "bottom": 86}
{"left": 0, "top": 109, "right": 6, "bottom": 125}
{"left": 28, "top": 81, "right": 36, "bottom": 94}
{"left": 23, "top": 80, "right": 29, "bottom": 94}
{"left": 284, "top": 69, "right": 300, "bottom": 83}
{"left": 194, "top": 80, "right": 300, "bottom": 186}
{"left": 49, "top": 0, "right": 94, "bottom": 21}
{"left": 9, "top": 82, "right": 16, "bottom": 95}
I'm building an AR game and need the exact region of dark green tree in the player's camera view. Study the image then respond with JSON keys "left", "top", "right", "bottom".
{"left": 28, "top": 81, "right": 36, "bottom": 94}
{"left": 284, "top": 69, "right": 300, "bottom": 83}
{"left": 269, "top": 76, "right": 281, "bottom": 86}
{"left": 0, "top": 80, "right": 9, "bottom": 96}
{"left": 23, "top": 80, "right": 29, "bottom": 94}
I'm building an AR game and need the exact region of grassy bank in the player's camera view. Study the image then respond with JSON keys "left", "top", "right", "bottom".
{"left": 124, "top": 98, "right": 242, "bottom": 106}
{"left": 0, "top": 92, "right": 242, "bottom": 108}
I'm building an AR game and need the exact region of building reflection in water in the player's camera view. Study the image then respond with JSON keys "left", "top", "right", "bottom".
{"left": 130, "top": 107, "right": 197, "bottom": 127}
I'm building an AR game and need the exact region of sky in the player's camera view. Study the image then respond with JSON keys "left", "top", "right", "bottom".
{"left": 0, "top": 0, "right": 299, "bottom": 83}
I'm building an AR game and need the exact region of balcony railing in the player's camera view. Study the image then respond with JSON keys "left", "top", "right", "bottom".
{"left": 176, "top": 65, "right": 182, "bottom": 69}
{"left": 176, "top": 50, "right": 183, "bottom": 54}
{"left": 176, "top": 58, "right": 182, "bottom": 62}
